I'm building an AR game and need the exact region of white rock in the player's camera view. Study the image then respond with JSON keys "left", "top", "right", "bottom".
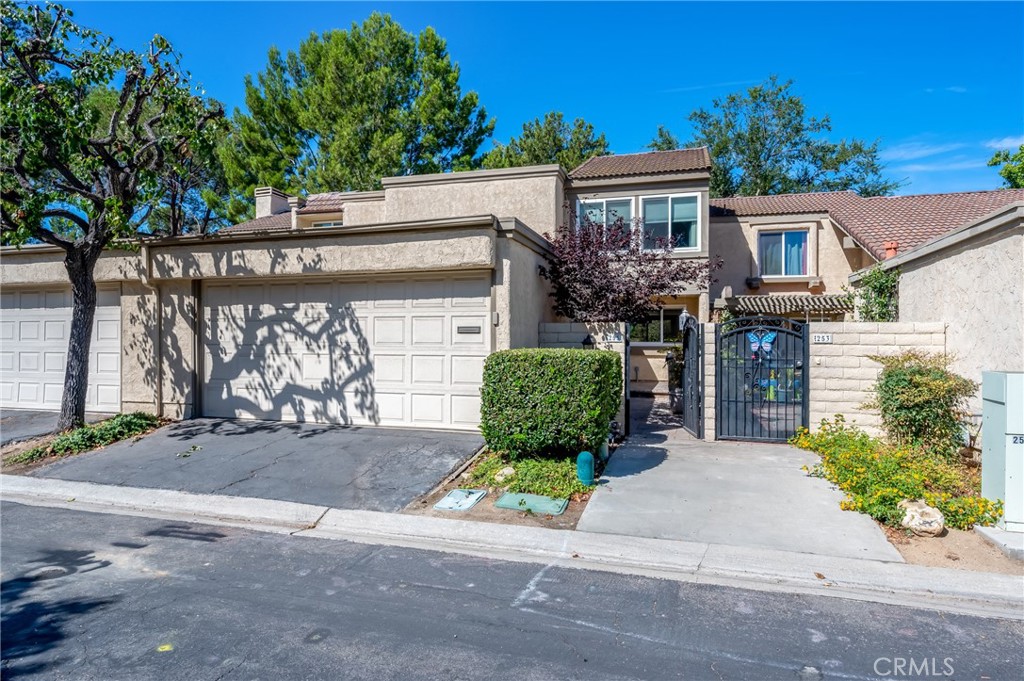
{"left": 493, "top": 466, "right": 516, "bottom": 483}
{"left": 898, "top": 499, "right": 945, "bottom": 537}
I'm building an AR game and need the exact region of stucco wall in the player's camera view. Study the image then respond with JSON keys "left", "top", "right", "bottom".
{"left": 504, "top": 235, "right": 555, "bottom": 349}
{"left": 151, "top": 229, "right": 496, "bottom": 280}
{"left": 384, "top": 170, "right": 564, "bottom": 234}
{"left": 710, "top": 215, "right": 871, "bottom": 302}
{"left": 338, "top": 199, "right": 386, "bottom": 226}
{"left": 807, "top": 322, "right": 946, "bottom": 436}
{"left": 0, "top": 248, "right": 142, "bottom": 286}
{"left": 120, "top": 281, "right": 197, "bottom": 419}
{"left": 897, "top": 226, "right": 1023, "bottom": 416}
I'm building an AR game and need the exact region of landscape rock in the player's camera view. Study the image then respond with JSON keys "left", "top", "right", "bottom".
{"left": 493, "top": 466, "right": 515, "bottom": 483}
{"left": 898, "top": 499, "right": 946, "bottom": 537}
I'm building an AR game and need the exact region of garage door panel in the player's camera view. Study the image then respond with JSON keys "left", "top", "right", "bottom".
{"left": 373, "top": 317, "right": 405, "bottom": 345}
{"left": 411, "top": 316, "right": 444, "bottom": 345}
{"left": 451, "top": 394, "right": 482, "bottom": 426}
{"left": 203, "top": 276, "right": 488, "bottom": 430}
{"left": 411, "top": 355, "right": 444, "bottom": 385}
{"left": 411, "top": 393, "right": 444, "bottom": 424}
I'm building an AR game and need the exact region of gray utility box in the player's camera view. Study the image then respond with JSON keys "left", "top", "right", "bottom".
{"left": 981, "top": 371, "right": 1024, "bottom": 533}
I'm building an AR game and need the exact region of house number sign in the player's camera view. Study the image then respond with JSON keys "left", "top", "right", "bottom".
{"left": 811, "top": 333, "right": 833, "bottom": 344}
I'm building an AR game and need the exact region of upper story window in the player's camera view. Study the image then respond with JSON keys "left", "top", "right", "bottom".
{"left": 311, "top": 220, "right": 344, "bottom": 228}
{"left": 641, "top": 194, "right": 699, "bottom": 250}
{"left": 579, "top": 198, "right": 633, "bottom": 231}
{"left": 759, "top": 230, "right": 808, "bottom": 276}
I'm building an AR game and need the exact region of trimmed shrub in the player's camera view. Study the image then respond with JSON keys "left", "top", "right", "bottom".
{"left": 480, "top": 348, "right": 622, "bottom": 458}
{"left": 866, "top": 351, "right": 977, "bottom": 459}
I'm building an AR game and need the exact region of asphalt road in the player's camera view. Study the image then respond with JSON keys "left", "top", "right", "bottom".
{"left": 2, "top": 502, "right": 1021, "bottom": 681}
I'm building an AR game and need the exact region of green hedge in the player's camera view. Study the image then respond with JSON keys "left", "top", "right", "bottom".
{"left": 480, "top": 348, "right": 622, "bottom": 458}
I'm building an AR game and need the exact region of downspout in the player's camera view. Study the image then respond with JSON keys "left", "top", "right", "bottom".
{"left": 139, "top": 242, "right": 164, "bottom": 417}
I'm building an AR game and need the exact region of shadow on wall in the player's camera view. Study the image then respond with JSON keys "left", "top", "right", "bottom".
{"left": 129, "top": 247, "right": 380, "bottom": 426}
{"left": 202, "top": 249, "right": 378, "bottom": 426}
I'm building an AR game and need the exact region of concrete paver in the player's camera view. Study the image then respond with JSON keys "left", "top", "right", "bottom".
{"left": 578, "top": 399, "right": 902, "bottom": 562}
{"left": 30, "top": 418, "right": 482, "bottom": 512}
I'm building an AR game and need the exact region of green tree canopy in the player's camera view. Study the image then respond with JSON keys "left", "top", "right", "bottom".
{"left": 482, "top": 112, "right": 609, "bottom": 171}
{"left": 220, "top": 13, "right": 494, "bottom": 221}
{"left": 651, "top": 76, "right": 901, "bottom": 198}
{"left": 647, "top": 125, "right": 680, "bottom": 152}
{"left": 0, "top": 1, "right": 223, "bottom": 429}
{"left": 988, "top": 144, "right": 1024, "bottom": 189}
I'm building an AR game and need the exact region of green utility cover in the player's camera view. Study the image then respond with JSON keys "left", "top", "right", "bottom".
{"left": 494, "top": 492, "right": 568, "bottom": 516}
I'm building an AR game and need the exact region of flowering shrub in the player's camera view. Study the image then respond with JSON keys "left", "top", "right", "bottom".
{"left": 792, "top": 416, "right": 1002, "bottom": 530}
{"left": 866, "top": 351, "right": 977, "bottom": 460}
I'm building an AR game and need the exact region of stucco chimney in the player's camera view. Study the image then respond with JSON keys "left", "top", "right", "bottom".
{"left": 884, "top": 240, "right": 899, "bottom": 259}
{"left": 254, "top": 187, "right": 291, "bottom": 218}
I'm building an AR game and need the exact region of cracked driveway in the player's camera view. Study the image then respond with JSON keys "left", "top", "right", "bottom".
{"left": 28, "top": 418, "right": 483, "bottom": 511}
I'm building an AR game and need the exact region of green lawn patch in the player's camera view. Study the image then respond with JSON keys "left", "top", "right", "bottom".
{"left": 7, "top": 412, "right": 161, "bottom": 466}
{"left": 469, "top": 449, "right": 596, "bottom": 500}
{"left": 792, "top": 416, "right": 1002, "bottom": 530}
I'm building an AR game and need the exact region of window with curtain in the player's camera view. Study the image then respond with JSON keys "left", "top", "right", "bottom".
{"left": 641, "top": 195, "right": 699, "bottom": 250}
{"left": 758, "top": 230, "right": 807, "bottom": 276}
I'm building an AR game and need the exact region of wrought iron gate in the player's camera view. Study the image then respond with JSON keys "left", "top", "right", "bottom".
{"left": 678, "top": 314, "right": 703, "bottom": 438}
{"left": 715, "top": 316, "right": 808, "bottom": 442}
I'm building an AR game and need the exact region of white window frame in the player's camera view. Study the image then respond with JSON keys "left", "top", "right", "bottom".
{"left": 311, "top": 220, "right": 344, "bottom": 228}
{"left": 575, "top": 197, "right": 636, "bottom": 231}
{"left": 757, "top": 228, "right": 809, "bottom": 278}
{"left": 629, "top": 307, "right": 686, "bottom": 347}
{"left": 639, "top": 192, "right": 702, "bottom": 252}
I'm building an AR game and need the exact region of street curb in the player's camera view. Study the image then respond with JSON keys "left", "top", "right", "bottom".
{"left": 0, "top": 475, "right": 328, "bottom": 533}
{"left": 3, "top": 474, "right": 1021, "bottom": 620}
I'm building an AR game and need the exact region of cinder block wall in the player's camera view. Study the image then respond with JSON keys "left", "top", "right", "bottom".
{"left": 807, "top": 322, "right": 946, "bottom": 435}
{"left": 538, "top": 322, "right": 628, "bottom": 430}
{"left": 703, "top": 323, "right": 716, "bottom": 441}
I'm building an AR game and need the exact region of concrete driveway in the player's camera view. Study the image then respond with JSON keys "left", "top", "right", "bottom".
{"left": 30, "top": 418, "right": 483, "bottom": 512}
{"left": 1, "top": 409, "right": 112, "bottom": 446}
{"left": 578, "top": 399, "right": 902, "bottom": 562}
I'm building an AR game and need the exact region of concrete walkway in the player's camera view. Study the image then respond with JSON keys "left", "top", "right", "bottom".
{"left": 578, "top": 399, "right": 902, "bottom": 562}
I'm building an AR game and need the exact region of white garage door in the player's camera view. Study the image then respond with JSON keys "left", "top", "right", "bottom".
{"left": 202, "top": 275, "right": 491, "bottom": 430}
{"left": 0, "top": 286, "right": 122, "bottom": 411}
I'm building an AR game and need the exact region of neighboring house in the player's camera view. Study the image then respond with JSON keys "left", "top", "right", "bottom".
{"left": 849, "top": 200, "right": 1024, "bottom": 417}
{"left": 1, "top": 148, "right": 1021, "bottom": 428}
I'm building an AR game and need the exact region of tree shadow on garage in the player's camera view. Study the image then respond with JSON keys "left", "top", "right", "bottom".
{"left": 128, "top": 246, "right": 379, "bottom": 428}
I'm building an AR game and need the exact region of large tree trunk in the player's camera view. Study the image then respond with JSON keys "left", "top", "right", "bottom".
{"left": 57, "top": 249, "right": 100, "bottom": 432}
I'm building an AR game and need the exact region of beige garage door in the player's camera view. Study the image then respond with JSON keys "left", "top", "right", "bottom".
{"left": 0, "top": 286, "right": 122, "bottom": 411}
{"left": 202, "top": 275, "right": 491, "bottom": 430}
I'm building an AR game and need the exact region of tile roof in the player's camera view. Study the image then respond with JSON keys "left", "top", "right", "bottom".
{"left": 218, "top": 211, "right": 292, "bottom": 234}
{"left": 711, "top": 188, "right": 1024, "bottom": 260}
{"left": 569, "top": 148, "right": 711, "bottom": 180}
{"left": 297, "top": 192, "right": 348, "bottom": 215}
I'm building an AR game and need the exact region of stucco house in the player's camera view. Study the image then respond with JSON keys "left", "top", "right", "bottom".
{"left": 849, "top": 200, "right": 1024, "bottom": 416}
{"left": 1, "top": 148, "right": 1022, "bottom": 430}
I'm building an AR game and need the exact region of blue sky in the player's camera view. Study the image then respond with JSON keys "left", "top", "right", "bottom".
{"left": 66, "top": 1, "right": 1023, "bottom": 195}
